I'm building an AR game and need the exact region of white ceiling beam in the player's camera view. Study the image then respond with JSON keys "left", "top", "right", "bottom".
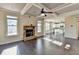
{"left": 21, "top": 3, "right": 33, "bottom": 15}
{"left": 51, "top": 3, "right": 77, "bottom": 12}
{"left": 32, "top": 3, "right": 51, "bottom": 11}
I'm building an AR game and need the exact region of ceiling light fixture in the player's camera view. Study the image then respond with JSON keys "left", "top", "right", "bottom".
{"left": 40, "top": 13, "right": 45, "bottom": 16}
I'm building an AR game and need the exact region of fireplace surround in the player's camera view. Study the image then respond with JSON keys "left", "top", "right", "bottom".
{"left": 23, "top": 25, "right": 35, "bottom": 41}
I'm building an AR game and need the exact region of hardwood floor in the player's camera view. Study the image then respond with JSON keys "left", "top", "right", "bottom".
{"left": 0, "top": 34, "right": 79, "bottom": 55}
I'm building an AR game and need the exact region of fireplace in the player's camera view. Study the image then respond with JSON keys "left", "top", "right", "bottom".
{"left": 26, "top": 29, "right": 33, "bottom": 37}
{"left": 23, "top": 25, "right": 35, "bottom": 41}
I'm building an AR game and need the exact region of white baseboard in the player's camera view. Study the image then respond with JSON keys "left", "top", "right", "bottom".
{"left": 0, "top": 39, "right": 23, "bottom": 45}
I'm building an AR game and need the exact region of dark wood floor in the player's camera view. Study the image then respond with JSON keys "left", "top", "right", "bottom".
{"left": 0, "top": 34, "right": 79, "bottom": 55}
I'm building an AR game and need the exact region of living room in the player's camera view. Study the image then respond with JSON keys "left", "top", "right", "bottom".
{"left": 0, "top": 3, "right": 79, "bottom": 55}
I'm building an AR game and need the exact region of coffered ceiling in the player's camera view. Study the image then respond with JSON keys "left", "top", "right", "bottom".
{"left": 25, "top": 5, "right": 41, "bottom": 16}
{"left": 56, "top": 3, "right": 79, "bottom": 14}
{"left": 0, "top": 3, "right": 79, "bottom": 16}
{"left": 0, "top": 3, "right": 26, "bottom": 12}
{"left": 42, "top": 3, "right": 65, "bottom": 9}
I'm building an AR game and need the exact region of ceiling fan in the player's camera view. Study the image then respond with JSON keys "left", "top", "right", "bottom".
{"left": 40, "top": 8, "right": 53, "bottom": 17}
{"left": 41, "top": 8, "right": 59, "bottom": 17}
{"left": 37, "top": 8, "right": 59, "bottom": 18}
{"left": 41, "top": 8, "right": 53, "bottom": 14}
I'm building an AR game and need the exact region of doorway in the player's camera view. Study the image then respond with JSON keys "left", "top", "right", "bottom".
{"left": 44, "top": 21, "right": 65, "bottom": 42}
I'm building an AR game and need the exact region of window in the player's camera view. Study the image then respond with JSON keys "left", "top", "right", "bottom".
{"left": 7, "top": 15, "right": 18, "bottom": 36}
{"left": 37, "top": 21, "right": 42, "bottom": 32}
{"left": 45, "top": 22, "right": 50, "bottom": 33}
{"left": 45, "top": 22, "right": 50, "bottom": 31}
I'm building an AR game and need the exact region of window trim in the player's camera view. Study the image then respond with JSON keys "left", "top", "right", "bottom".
{"left": 37, "top": 21, "right": 42, "bottom": 33}
{"left": 6, "top": 15, "right": 18, "bottom": 36}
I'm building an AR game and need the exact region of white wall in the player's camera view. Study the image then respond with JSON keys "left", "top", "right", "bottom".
{"left": 65, "top": 15, "right": 78, "bottom": 39}
{"left": 77, "top": 21, "right": 79, "bottom": 37}
{"left": 0, "top": 11, "right": 21, "bottom": 45}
